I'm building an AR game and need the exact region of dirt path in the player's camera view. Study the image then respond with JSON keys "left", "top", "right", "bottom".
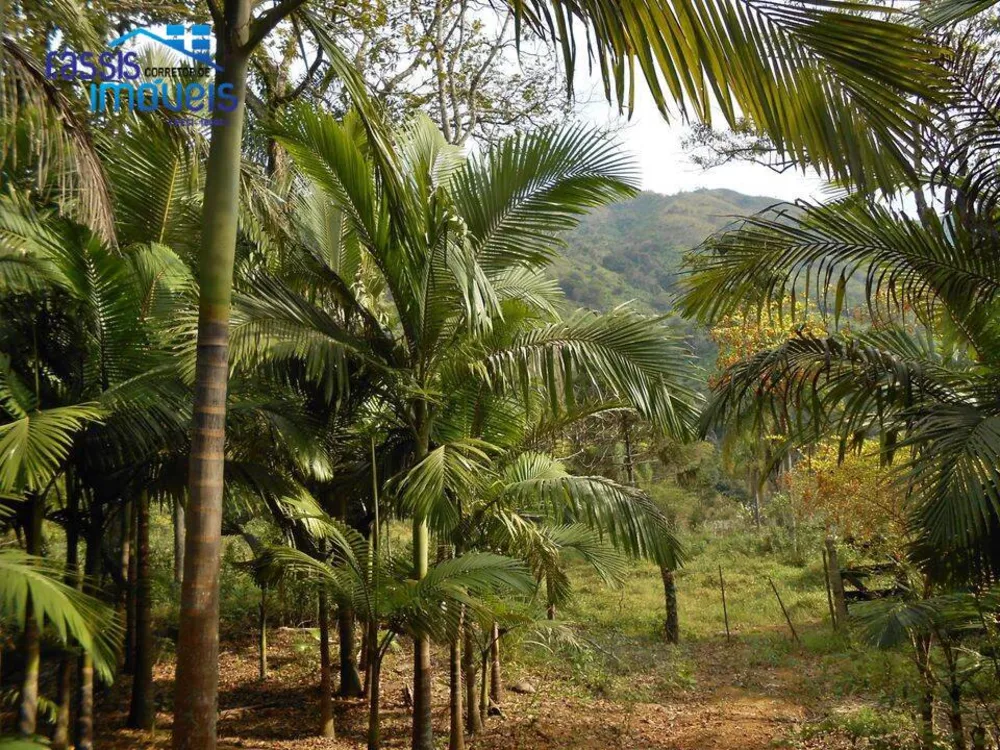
{"left": 97, "top": 629, "right": 828, "bottom": 749}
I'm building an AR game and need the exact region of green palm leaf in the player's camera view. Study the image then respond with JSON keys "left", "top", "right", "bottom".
{"left": 0, "top": 550, "right": 120, "bottom": 681}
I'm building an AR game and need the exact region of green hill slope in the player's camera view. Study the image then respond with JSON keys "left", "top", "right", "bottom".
{"left": 555, "top": 188, "right": 778, "bottom": 313}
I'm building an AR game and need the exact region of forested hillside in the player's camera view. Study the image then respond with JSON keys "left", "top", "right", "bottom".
{"left": 555, "top": 189, "right": 778, "bottom": 359}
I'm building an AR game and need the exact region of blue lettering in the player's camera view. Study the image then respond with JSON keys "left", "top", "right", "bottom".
{"left": 99, "top": 52, "right": 116, "bottom": 79}
{"left": 214, "top": 83, "right": 237, "bottom": 112}
{"left": 95, "top": 82, "right": 135, "bottom": 112}
{"left": 77, "top": 52, "right": 96, "bottom": 81}
{"left": 123, "top": 51, "right": 141, "bottom": 80}
{"left": 186, "top": 82, "right": 206, "bottom": 111}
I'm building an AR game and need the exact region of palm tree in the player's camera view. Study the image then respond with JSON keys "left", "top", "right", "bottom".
{"left": 251, "top": 512, "right": 534, "bottom": 750}
{"left": 678, "top": 36, "right": 1000, "bottom": 582}
{"left": 0, "top": 548, "right": 123, "bottom": 743}
{"left": 238, "top": 93, "right": 698, "bottom": 745}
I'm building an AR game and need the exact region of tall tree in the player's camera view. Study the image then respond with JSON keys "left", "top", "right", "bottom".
{"left": 173, "top": 2, "right": 307, "bottom": 747}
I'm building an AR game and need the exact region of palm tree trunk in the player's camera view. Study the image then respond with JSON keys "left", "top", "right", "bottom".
{"left": 52, "top": 656, "right": 74, "bottom": 749}
{"left": 173, "top": 498, "right": 185, "bottom": 584}
{"left": 412, "top": 516, "right": 433, "bottom": 750}
{"left": 942, "top": 642, "right": 966, "bottom": 750}
{"left": 367, "top": 644, "right": 382, "bottom": 750}
{"left": 123, "top": 499, "right": 137, "bottom": 675}
{"left": 319, "top": 590, "right": 335, "bottom": 738}
{"left": 479, "top": 650, "right": 489, "bottom": 725}
{"left": 76, "top": 496, "right": 102, "bottom": 750}
{"left": 448, "top": 608, "right": 465, "bottom": 750}
{"left": 749, "top": 466, "right": 761, "bottom": 528}
{"left": 338, "top": 606, "right": 363, "bottom": 696}
{"left": 546, "top": 575, "right": 556, "bottom": 620}
{"left": 258, "top": 588, "right": 267, "bottom": 681}
{"left": 489, "top": 622, "right": 502, "bottom": 706}
{"left": 824, "top": 536, "right": 849, "bottom": 624}
{"left": 412, "top": 408, "right": 434, "bottom": 750}
{"left": 661, "top": 565, "right": 679, "bottom": 644}
{"left": 53, "top": 471, "right": 80, "bottom": 750}
{"left": 18, "top": 495, "right": 44, "bottom": 737}
{"left": 463, "top": 624, "right": 481, "bottom": 734}
{"left": 916, "top": 634, "right": 935, "bottom": 750}
{"left": 173, "top": 3, "right": 252, "bottom": 746}
{"left": 128, "top": 491, "right": 155, "bottom": 729}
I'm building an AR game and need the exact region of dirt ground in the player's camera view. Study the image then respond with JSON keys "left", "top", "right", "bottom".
{"left": 94, "top": 627, "right": 844, "bottom": 750}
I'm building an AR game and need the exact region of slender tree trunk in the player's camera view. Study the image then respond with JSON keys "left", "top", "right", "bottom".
{"left": 53, "top": 656, "right": 74, "bottom": 749}
{"left": 173, "top": 4, "right": 252, "bottom": 746}
{"left": 77, "top": 497, "right": 102, "bottom": 750}
{"left": 749, "top": 466, "right": 761, "bottom": 528}
{"left": 942, "top": 642, "right": 966, "bottom": 750}
{"left": 360, "top": 620, "right": 370, "bottom": 678}
{"left": 128, "top": 491, "right": 155, "bottom": 729}
{"left": 545, "top": 575, "right": 556, "bottom": 621}
{"left": 367, "top": 649, "right": 382, "bottom": 750}
{"left": 124, "top": 499, "right": 137, "bottom": 675}
{"left": 479, "top": 650, "right": 489, "bottom": 725}
{"left": 258, "top": 588, "right": 267, "bottom": 681}
{"left": 53, "top": 472, "right": 80, "bottom": 750}
{"left": 318, "top": 590, "right": 335, "bottom": 738}
{"left": 448, "top": 609, "right": 465, "bottom": 750}
{"left": 412, "top": 516, "right": 433, "bottom": 750}
{"left": 824, "top": 536, "right": 849, "bottom": 624}
{"left": 916, "top": 634, "right": 936, "bottom": 750}
{"left": 338, "top": 606, "right": 363, "bottom": 696}
{"left": 661, "top": 565, "right": 679, "bottom": 644}
{"left": 18, "top": 496, "right": 44, "bottom": 737}
{"left": 622, "top": 415, "right": 635, "bottom": 485}
{"left": 463, "top": 625, "right": 481, "bottom": 734}
{"left": 490, "top": 622, "right": 502, "bottom": 706}
{"left": 412, "top": 408, "right": 433, "bottom": 750}
{"left": 173, "top": 498, "right": 185, "bottom": 584}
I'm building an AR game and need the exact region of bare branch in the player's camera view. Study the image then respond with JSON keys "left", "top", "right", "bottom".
{"left": 245, "top": 0, "right": 308, "bottom": 52}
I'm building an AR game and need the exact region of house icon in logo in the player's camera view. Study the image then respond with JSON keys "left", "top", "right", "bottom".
{"left": 108, "top": 24, "right": 221, "bottom": 71}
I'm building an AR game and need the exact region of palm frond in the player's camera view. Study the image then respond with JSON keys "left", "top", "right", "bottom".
{"left": 0, "top": 403, "right": 103, "bottom": 491}
{"left": 477, "top": 308, "right": 699, "bottom": 436}
{"left": 0, "top": 550, "right": 120, "bottom": 680}
{"left": 452, "top": 124, "right": 639, "bottom": 272}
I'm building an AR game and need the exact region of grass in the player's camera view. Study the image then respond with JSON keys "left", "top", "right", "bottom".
{"left": 510, "top": 508, "right": 918, "bottom": 719}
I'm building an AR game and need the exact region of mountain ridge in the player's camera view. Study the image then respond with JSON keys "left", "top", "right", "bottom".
{"left": 555, "top": 188, "right": 779, "bottom": 314}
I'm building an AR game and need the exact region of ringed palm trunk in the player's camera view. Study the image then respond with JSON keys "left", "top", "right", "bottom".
{"left": 412, "top": 514, "right": 433, "bottom": 750}
{"left": 448, "top": 607, "right": 465, "bottom": 750}
{"left": 412, "top": 410, "right": 433, "bottom": 750}
{"left": 462, "top": 626, "right": 481, "bottom": 734}
{"left": 173, "top": 3, "right": 252, "bottom": 746}
{"left": 18, "top": 495, "right": 44, "bottom": 737}
{"left": 128, "top": 491, "right": 155, "bottom": 729}
{"left": 319, "top": 590, "right": 335, "bottom": 738}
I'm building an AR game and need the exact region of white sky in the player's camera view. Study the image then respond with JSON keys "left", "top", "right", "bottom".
{"left": 573, "top": 72, "right": 827, "bottom": 202}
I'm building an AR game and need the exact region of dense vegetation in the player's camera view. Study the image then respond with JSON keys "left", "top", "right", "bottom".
{"left": 2, "top": 1, "right": 1000, "bottom": 750}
